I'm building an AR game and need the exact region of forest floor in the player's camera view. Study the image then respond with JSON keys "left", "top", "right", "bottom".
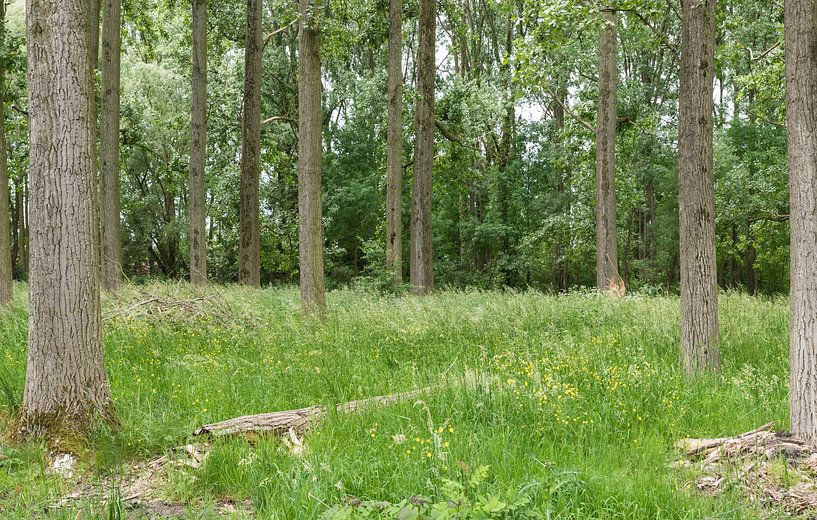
{"left": 0, "top": 283, "right": 796, "bottom": 518}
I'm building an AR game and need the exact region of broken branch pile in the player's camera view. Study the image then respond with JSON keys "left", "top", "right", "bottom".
{"left": 675, "top": 422, "right": 817, "bottom": 516}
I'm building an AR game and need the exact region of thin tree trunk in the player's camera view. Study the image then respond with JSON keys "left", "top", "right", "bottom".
{"left": 298, "top": 0, "right": 326, "bottom": 315}
{"left": 99, "top": 0, "right": 122, "bottom": 291}
{"left": 385, "top": 0, "right": 403, "bottom": 283}
{"left": 189, "top": 0, "right": 207, "bottom": 285}
{"left": 786, "top": 0, "right": 817, "bottom": 442}
{"left": 0, "top": 2, "right": 10, "bottom": 305}
{"left": 23, "top": 0, "right": 113, "bottom": 436}
{"left": 595, "top": 9, "right": 619, "bottom": 292}
{"left": 239, "top": 0, "right": 262, "bottom": 287}
{"left": 552, "top": 87, "right": 569, "bottom": 292}
{"left": 410, "top": 0, "right": 436, "bottom": 295}
{"left": 679, "top": 0, "right": 719, "bottom": 374}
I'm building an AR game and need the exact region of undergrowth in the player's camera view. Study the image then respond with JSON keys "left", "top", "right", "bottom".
{"left": 0, "top": 283, "right": 788, "bottom": 518}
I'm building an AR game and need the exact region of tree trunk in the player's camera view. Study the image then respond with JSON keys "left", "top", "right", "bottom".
{"left": 553, "top": 88, "right": 569, "bottom": 292}
{"left": 298, "top": 0, "right": 326, "bottom": 315}
{"left": 410, "top": 0, "right": 436, "bottom": 295}
{"left": 14, "top": 175, "right": 27, "bottom": 279}
{"left": 189, "top": 0, "right": 207, "bottom": 285}
{"left": 99, "top": 0, "right": 122, "bottom": 291}
{"left": 89, "top": 0, "right": 100, "bottom": 66}
{"left": 0, "top": 2, "right": 10, "bottom": 305}
{"left": 595, "top": 9, "right": 619, "bottom": 292}
{"left": 787, "top": 0, "right": 817, "bottom": 443}
{"left": 745, "top": 224, "right": 757, "bottom": 295}
{"left": 239, "top": 0, "right": 262, "bottom": 287}
{"left": 23, "top": 0, "right": 113, "bottom": 436}
{"left": 385, "top": 0, "right": 403, "bottom": 283}
{"left": 679, "top": 0, "right": 719, "bottom": 374}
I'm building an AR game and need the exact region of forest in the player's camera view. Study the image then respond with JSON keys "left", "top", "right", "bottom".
{"left": 1, "top": 0, "right": 817, "bottom": 518}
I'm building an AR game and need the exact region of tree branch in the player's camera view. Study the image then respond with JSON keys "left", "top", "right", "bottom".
{"left": 546, "top": 88, "right": 596, "bottom": 135}
{"left": 434, "top": 119, "right": 480, "bottom": 151}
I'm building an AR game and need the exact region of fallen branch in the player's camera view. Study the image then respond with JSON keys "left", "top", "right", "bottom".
{"left": 672, "top": 422, "right": 817, "bottom": 516}
{"left": 193, "top": 385, "right": 438, "bottom": 437}
{"left": 680, "top": 421, "right": 776, "bottom": 457}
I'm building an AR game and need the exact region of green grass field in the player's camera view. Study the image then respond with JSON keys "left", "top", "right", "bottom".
{"left": 0, "top": 284, "right": 791, "bottom": 518}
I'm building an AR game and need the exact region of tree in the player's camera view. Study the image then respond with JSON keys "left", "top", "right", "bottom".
{"left": 239, "top": 0, "right": 262, "bottom": 287}
{"left": 678, "top": 0, "right": 719, "bottom": 373}
{"left": 100, "top": 0, "right": 122, "bottom": 290}
{"left": 385, "top": 0, "right": 403, "bottom": 283}
{"left": 90, "top": 0, "right": 100, "bottom": 65}
{"left": 595, "top": 9, "right": 619, "bottom": 292}
{"left": 298, "top": 0, "right": 326, "bottom": 315}
{"left": 410, "top": 0, "right": 436, "bottom": 295}
{"left": 23, "top": 0, "right": 113, "bottom": 435}
{"left": 189, "top": 0, "right": 207, "bottom": 285}
{"left": 0, "top": 1, "right": 10, "bottom": 306}
{"left": 787, "top": 0, "right": 817, "bottom": 441}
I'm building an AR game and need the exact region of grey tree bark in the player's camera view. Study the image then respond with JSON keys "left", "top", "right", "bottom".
{"left": 595, "top": 9, "right": 619, "bottom": 292}
{"left": 410, "top": 0, "right": 436, "bottom": 295}
{"left": 385, "top": 0, "right": 403, "bottom": 283}
{"left": 189, "top": 0, "right": 207, "bottom": 285}
{"left": 99, "top": 0, "right": 122, "bottom": 291}
{"left": 23, "top": 0, "right": 113, "bottom": 436}
{"left": 239, "top": 0, "right": 262, "bottom": 287}
{"left": 679, "top": 0, "right": 719, "bottom": 374}
{"left": 90, "top": 0, "right": 100, "bottom": 66}
{"left": 0, "top": 2, "right": 11, "bottom": 306}
{"left": 786, "top": 0, "right": 817, "bottom": 442}
{"left": 298, "top": 0, "right": 326, "bottom": 316}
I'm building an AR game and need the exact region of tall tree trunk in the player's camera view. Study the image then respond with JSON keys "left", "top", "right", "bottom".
{"left": 14, "top": 175, "right": 27, "bottom": 279}
{"left": 90, "top": 0, "right": 100, "bottom": 66}
{"left": 99, "top": 0, "right": 122, "bottom": 291}
{"left": 679, "top": 0, "right": 719, "bottom": 374}
{"left": 410, "top": 0, "right": 436, "bottom": 295}
{"left": 0, "top": 2, "right": 10, "bottom": 305}
{"left": 23, "top": 0, "right": 113, "bottom": 436}
{"left": 552, "top": 87, "right": 569, "bottom": 292}
{"left": 298, "top": 0, "right": 326, "bottom": 315}
{"left": 595, "top": 9, "right": 619, "bottom": 292}
{"left": 189, "top": 0, "right": 207, "bottom": 285}
{"left": 239, "top": 0, "right": 262, "bottom": 287}
{"left": 385, "top": 0, "right": 403, "bottom": 283}
{"left": 787, "top": 0, "right": 817, "bottom": 442}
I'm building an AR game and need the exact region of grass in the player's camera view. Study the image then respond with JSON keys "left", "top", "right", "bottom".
{"left": 0, "top": 282, "right": 790, "bottom": 518}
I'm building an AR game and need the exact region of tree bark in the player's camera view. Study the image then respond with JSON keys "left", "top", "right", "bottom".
{"left": 679, "top": 0, "right": 719, "bottom": 374}
{"left": 786, "top": 0, "right": 817, "bottom": 442}
{"left": 0, "top": 2, "right": 11, "bottom": 305}
{"left": 89, "top": 0, "right": 100, "bottom": 66}
{"left": 189, "top": 0, "right": 207, "bottom": 285}
{"left": 410, "top": 0, "right": 436, "bottom": 295}
{"left": 385, "top": 0, "right": 403, "bottom": 283}
{"left": 99, "top": 0, "right": 122, "bottom": 291}
{"left": 595, "top": 9, "right": 619, "bottom": 292}
{"left": 23, "top": 0, "right": 113, "bottom": 436}
{"left": 239, "top": 0, "right": 262, "bottom": 287}
{"left": 298, "top": 0, "right": 326, "bottom": 315}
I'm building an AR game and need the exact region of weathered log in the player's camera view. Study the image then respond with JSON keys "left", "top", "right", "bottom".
{"left": 193, "top": 386, "right": 436, "bottom": 437}
{"left": 680, "top": 421, "right": 776, "bottom": 457}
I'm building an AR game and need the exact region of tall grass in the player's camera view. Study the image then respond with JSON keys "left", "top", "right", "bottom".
{"left": 0, "top": 283, "right": 789, "bottom": 518}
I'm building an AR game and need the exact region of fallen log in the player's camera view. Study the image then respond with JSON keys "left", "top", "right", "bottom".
{"left": 193, "top": 386, "right": 436, "bottom": 437}
{"left": 679, "top": 421, "right": 776, "bottom": 457}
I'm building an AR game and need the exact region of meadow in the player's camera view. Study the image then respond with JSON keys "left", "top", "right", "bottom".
{"left": 0, "top": 284, "right": 791, "bottom": 518}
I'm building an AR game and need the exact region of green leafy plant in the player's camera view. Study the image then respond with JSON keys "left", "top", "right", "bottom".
{"left": 321, "top": 465, "right": 534, "bottom": 519}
